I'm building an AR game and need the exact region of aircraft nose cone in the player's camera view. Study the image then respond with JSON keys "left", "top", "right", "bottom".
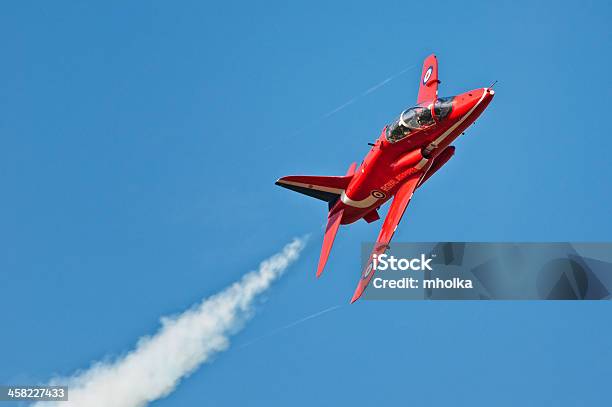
{"left": 450, "top": 88, "right": 494, "bottom": 119}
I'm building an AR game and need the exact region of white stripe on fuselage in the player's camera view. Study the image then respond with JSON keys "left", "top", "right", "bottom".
{"left": 340, "top": 191, "right": 380, "bottom": 208}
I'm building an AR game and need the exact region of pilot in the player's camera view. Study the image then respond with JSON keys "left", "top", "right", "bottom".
{"left": 386, "top": 106, "right": 434, "bottom": 143}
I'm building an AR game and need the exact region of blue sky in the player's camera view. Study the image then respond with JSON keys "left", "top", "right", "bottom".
{"left": 1, "top": 1, "right": 611, "bottom": 405}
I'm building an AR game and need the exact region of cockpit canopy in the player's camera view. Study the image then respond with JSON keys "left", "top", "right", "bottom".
{"left": 385, "top": 97, "right": 454, "bottom": 143}
{"left": 434, "top": 96, "right": 453, "bottom": 120}
{"left": 385, "top": 106, "right": 434, "bottom": 143}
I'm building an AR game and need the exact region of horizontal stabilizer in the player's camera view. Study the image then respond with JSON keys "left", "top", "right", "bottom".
{"left": 276, "top": 174, "right": 353, "bottom": 202}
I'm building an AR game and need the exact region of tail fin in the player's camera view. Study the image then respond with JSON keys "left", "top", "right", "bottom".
{"left": 317, "top": 208, "right": 343, "bottom": 277}
{"left": 345, "top": 162, "right": 357, "bottom": 176}
{"left": 275, "top": 163, "right": 356, "bottom": 203}
{"left": 417, "top": 54, "right": 439, "bottom": 104}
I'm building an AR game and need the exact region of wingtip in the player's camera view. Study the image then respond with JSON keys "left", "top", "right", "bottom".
{"left": 316, "top": 252, "right": 327, "bottom": 278}
{"left": 350, "top": 284, "right": 364, "bottom": 303}
{"left": 275, "top": 175, "right": 292, "bottom": 185}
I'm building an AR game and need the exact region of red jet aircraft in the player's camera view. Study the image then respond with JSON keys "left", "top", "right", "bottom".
{"left": 276, "top": 54, "right": 495, "bottom": 302}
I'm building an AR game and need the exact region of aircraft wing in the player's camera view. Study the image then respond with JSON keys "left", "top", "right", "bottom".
{"left": 350, "top": 174, "right": 422, "bottom": 303}
{"left": 417, "top": 54, "right": 439, "bottom": 105}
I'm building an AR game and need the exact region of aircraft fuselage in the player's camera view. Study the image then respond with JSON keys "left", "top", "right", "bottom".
{"left": 334, "top": 87, "right": 495, "bottom": 224}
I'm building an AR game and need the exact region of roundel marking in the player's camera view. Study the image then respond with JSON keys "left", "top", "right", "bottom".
{"left": 371, "top": 190, "right": 386, "bottom": 199}
{"left": 423, "top": 66, "right": 433, "bottom": 84}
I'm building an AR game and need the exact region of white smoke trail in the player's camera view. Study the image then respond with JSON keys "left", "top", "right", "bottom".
{"left": 34, "top": 237, "right": 307, "bottom": 407}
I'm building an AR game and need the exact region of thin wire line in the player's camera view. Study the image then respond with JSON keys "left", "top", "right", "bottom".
{"left": 237, "top": 304, "right": 344, "bottom": 350}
